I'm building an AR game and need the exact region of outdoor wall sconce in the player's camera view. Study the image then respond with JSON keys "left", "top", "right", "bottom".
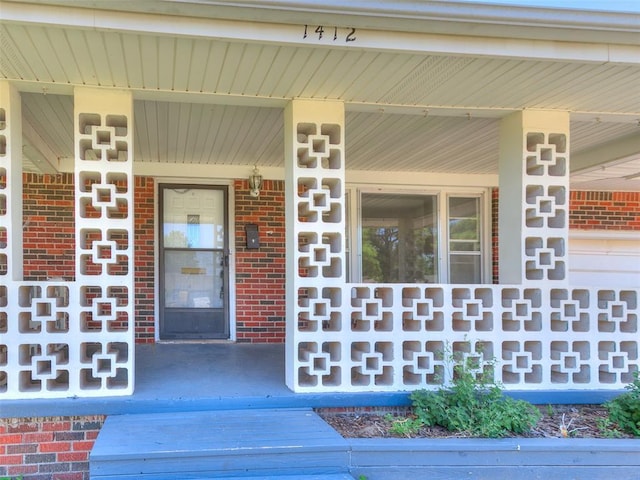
{"left": 249, "top": 166, "right": 263, "bottom": 197}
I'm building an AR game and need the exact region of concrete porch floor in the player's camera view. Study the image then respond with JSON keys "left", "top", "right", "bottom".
{"left": 2, "top": 342, "right": 411, "bottom": 419}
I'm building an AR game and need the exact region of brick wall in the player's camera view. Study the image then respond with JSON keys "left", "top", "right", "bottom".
{"left": 234, "top": 179, "right": 286, "bottom": 343}
{"left": 0, "top": 415, "right": 104, "bottom": 480}
{"left": 570, "top": 191, "right": 640, "bottom": 230}
{"left": 133, "top": 177, "right": 156, "bottom": 343}
{"left": 491, "top": 188, "right": 499, "bottom": 284}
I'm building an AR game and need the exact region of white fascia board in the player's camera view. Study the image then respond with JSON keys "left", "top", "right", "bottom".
{"left": 6, "top": 0, "right": 639, "bottom": 43}
{"left": 2, "top": 1, "right": 639, "bottom": 65}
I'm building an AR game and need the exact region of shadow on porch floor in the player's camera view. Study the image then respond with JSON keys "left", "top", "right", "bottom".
{"left": 2, "top": 342, "right": 411, "bottom": 419}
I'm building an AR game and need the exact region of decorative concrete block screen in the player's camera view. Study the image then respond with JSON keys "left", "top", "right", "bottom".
{"left": 0, "top": 86, "right": 134, "bottom": 399}
{"left": 523, "top": 131, "right": 568, "bottom": 283}
{"left": 294, "top": 284, "right": 638, "bottom": 391}
{"left": 286, "top": 101, "right": 639, "bottom": 393}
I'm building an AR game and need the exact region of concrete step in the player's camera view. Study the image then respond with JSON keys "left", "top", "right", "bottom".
{"left": 90, "top": 408, "right": 352, "bottom": 479}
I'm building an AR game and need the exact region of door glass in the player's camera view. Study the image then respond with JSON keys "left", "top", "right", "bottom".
{"left": 361, "top": 193, "right": 438, "bottom": 283}
{"left": 448, "top": 197, "right": 481, "bottom": 283}
{"left": 164, "top": 250, "right": 224, "bottom": 309}
{"left": 163, "top": 189, "right": 225, "bottom": 249}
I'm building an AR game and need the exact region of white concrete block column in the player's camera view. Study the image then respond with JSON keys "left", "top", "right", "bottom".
{"left": 0, "top": 81, "right": 24, "bottom": 398}
{"left": 0, "top": 81, "right": 24, "bottom": 282}
{"left": 284, "top": 99, "right": 346, "bottom": 392}
{"left": 73, "top": 87, "right": 135, "bottom": 395}
{"left": 498, "top": 110, "right": 570, "bottom": 285}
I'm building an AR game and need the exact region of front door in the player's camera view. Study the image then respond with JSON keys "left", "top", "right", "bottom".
{"left": 159, "top": 185, "right": 229, "bottom": 340}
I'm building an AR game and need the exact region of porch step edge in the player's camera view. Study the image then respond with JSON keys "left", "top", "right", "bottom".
{"left": 91, "top": 408, "right": 350, "bottom": 479}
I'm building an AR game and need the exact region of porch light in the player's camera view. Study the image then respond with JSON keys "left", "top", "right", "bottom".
{"left": 249, "top": 166, "right": 263, "bottom": 197}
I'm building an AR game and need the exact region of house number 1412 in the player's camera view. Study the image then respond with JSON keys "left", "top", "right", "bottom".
{"left": 303, "top": 25, "right": 356, "bottom": 42}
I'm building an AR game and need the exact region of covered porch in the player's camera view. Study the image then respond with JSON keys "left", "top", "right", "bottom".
{"left": 1, "top": 342, "right": 622, "bottom": 420}
{"left": 0, "top": 0, "right": 639, "bottom": 403}
{"left": 1, "top": 343, "right": 414, "bottom": 419}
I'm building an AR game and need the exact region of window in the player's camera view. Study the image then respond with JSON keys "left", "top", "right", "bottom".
{"left": 448, "top": 196, "right": 482, "bottom": 284}
{"left": 352, "top": 189, "right": 487, "bottom": 284}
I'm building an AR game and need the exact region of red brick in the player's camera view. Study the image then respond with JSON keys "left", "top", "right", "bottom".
{"left": 53, "top": 473, "right": 85, "bottom": 480}
{"left": 0, "top": 454, "right": 23, "bottom": 465}
{"left": 23, "top": 432, "right": 54, "bottom": 443}
{"left": 41, "top": 441, "right": 71, "bottom": 453}
{"left": 58, "top": 451, "right": 88, "bottom": 462}
{"left": 0, "top": 433, "right": 23, "bottom": 444}
{"left": 43, "top": 421, "right": 71, "bottom": 432}
{"left": 72, "top": 441, "right": 95, "bottom": 452}
{"left": 7, "top": 421, "right": 39, "bottom": 433}
{"left": 7, "top": 443, "right": 37, "bottom": 454}
{"left": 8, "top": 464, "right": 39, "bottom": 476}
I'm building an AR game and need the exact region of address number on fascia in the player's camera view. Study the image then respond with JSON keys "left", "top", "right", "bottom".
{"left": 303, "top": 25, "right": 357, "bottom": 42}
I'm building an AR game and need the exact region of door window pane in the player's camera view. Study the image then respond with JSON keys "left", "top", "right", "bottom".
{"left": 361, "top": 193, "right": 437, "bottom": 283}
{"left": 163, "top": 188, "right": 225, "bottom": 249}
{"left": 164, "top": 250, "right": 224, "bottom": 309}
{"left": 450, "top": 254, "right": 481, "bottom": 284}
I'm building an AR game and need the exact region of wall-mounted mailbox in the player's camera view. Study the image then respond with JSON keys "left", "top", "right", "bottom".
{"left": 245, "top": 224, "right": 260, "bottom": 249}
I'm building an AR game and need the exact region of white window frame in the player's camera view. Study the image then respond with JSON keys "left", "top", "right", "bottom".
{"left": 347, "top": 184, "right": 491, "bottom": 284}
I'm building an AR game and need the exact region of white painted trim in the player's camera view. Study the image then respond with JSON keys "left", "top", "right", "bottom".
{"left": 133, "top": 164, "right": 501, "bottom": 188}
{"left": 569, "top": 229, "right": 640, "bottom": 241}
{"left": 153, "top": 181, "right": 161, "bottom": 343}
{"left": 5, "top": 0, "right": 640, "bottom": 44}
{"left": 347, "top": 171, "right": 499, "bottom": 187}
{"left": 226, "top": 182, "right": 237, "bottom": 342}
{"left": 135, "top": 163, "right": 283, "bottom": 182}
{"left": 3, "top": 2, "right": 639, "bottom": 64}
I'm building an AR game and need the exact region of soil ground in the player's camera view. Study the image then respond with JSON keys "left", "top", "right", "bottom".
{"left": 317, "top": 405, "right": 635, "bottom": 439}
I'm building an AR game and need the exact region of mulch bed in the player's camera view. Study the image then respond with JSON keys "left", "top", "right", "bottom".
{"left": 317, "top": 405, "right": 635, "bottom": 439}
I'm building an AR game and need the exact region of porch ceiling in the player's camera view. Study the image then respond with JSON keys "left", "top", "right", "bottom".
{"left": 2, "top": 0, "right": 640, "bottom": 190}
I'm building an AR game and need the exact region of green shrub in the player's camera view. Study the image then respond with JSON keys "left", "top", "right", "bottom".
{"left": 605, "top": 372, "right": 640, "bottom": 436}
{"left": 389, "top": 356, "right": 540, "bottom": 438}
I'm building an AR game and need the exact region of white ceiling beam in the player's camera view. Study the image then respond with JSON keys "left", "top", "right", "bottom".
{"left": 2, "top": 1, "right": 639, "bottom": 65}
{"left": 572, "top": 132, "right": 640, "bottom": 173}
{"left": 10, "top": 80, "right": 640, "bottom": 124}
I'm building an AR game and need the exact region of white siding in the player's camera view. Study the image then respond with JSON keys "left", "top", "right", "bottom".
{"left": 569, "top": 231, "right": 640, "bottom": 288}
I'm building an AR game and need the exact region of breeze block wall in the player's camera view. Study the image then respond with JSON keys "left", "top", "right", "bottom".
{"left": 0, "top": 415, "right": 104, "bottom": 479}
{"left": 20, "top": 176, "right": 639, "bottom": 343}
{"left": 234, "top": 179, "right": 286, "bottom": 343}
{"left": 22, "top": 173, "right": 156, "bottom": 343}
